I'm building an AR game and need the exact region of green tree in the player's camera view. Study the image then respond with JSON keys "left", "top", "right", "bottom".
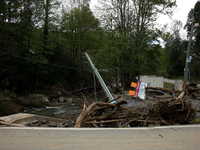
{"left": 184, "top": 0, "right": 200, "bottom": 78}
{"left": 60, "top": 5, "right": 100, "bottom": 64}
{"left": 162, "top": 20, "right": 186, "bottom": 78}
{"left": 95, "top": 0, "right": 176, "bottom": 86}
{"left": 0, "top": 0, "right": 62, "bottom": 92}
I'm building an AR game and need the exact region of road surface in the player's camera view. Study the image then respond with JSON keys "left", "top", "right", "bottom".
{"left": 0, "top": 125, "right": 200, "bottom": 150}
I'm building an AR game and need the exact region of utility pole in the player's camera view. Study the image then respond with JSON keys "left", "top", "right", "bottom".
{"left": 85, "top": 52, "right": 114, "bottom": 102}
{"left": 183, "top": 23, "right": 194, "bottom": 87}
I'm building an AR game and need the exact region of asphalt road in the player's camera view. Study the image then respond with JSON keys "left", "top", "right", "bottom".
{"left": 0, "top": 125, "right": 200, "bottom": 150}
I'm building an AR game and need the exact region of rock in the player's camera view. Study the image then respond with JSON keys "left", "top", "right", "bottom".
{"left": 58, "top": 123, "right": 63, "bottom": 127}
{"left": 66, "top": 98, "right": 73, "bottom": 103}
{"left": 51, "top": 98, "right": 57, "bottom": 103}
{"left": 49, "top": 122, "right": 57, "bottom": 127}
{"left": 58, "top": 96, "right": 65, "bottom": 103}
{"left": 42, "top": 120, "right": 47, "bottom": 124}
{"left": 31, "top": 120, "right": 39, "bottom": 124}
{"left": 43, "top": 97, "right": 50, "bottom": 106}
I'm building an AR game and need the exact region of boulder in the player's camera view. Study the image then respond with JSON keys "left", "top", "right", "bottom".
{"left": 43, "top": 97, "right": 50, "bottom": 106}
{"left": 49, "top": 122, "right": 57, "bottom": 127}
{"left": 66, "top": 98, "right": 73, "bottom": 103}
{"left": 58, "top": 96, "right": 65, "bottom": 103}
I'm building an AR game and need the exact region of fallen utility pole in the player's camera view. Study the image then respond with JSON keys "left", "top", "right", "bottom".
{"left": 183, "top": 23, "right": 194, "bottom": 87}
{"left": 85, "top": 52, "right": 114, "bottom": 102}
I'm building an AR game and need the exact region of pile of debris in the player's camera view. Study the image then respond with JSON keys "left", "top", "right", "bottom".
{"left": 74, "top": 83, "right": 199, "bottom": 128}
{"left": 185, "top": 82, "right": 200, "bottom": 99}
{"left": 25, "top": 119, "right": 69, "bottom": 127}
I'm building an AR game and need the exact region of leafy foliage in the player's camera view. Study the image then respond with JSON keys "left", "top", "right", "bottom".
{"left": 184, "top": 0, "right": 200, "bottom": 78}
{"left": 1, "top": 0, "right": 198, "bottom": 95}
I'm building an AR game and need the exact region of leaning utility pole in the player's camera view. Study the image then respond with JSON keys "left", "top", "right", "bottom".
{"left": 85, "top": 52, "right": 114, "bottom": 102}
{"left": 183, "top": 23, "right": 194, "bottom": 87}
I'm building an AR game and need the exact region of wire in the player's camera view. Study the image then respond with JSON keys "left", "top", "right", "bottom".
{"left": 0, "top": 26, "right": 93, "bottom": 72}
{"left": 0, "top": 51, "right": 92, "bottom": 72}
{"left": 0, "top": 24, "right": 75, "bottom": 60}
{"left": 82, "top": 52, "right": 118, "bottom": 74}
{"left": 91, "top": 56, "right": 117, "bottom": 74}
{"left": 0, "top": 19, "right": 118, "bottom": 75}
{"left": 1, "top": 16, "right": 118, "bottom": 71}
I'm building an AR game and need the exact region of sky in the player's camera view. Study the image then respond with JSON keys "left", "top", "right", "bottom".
{"left": 90, "top": 0, "right": 198, "bottom": 39}
{"left": 157, "top": 0, "right": 198, "bottom": 39}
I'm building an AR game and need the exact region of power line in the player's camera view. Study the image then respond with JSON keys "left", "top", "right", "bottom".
{"left": 81, "top": 52, "right": 118, "bottom": 74}
{"left": 0, "top": 24, "right": 75, "bottom": 60}
{"left": 0, "top": 51, "right": 92, "bottom": 72}
{"left": 0, "top": 25, "right": 94, "bottom": 72}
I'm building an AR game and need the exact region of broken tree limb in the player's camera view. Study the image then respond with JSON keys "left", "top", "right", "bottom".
{"left": 120, "top": 119, "right": 157, "bottom": 128}
{"left": 115, "top": 100, "right": 127, "bottom": 105}
{"left": 146, "top": 87, "right": 174, "bottom": 94}
{"left": 0, "top": 121, "right": 25, "bottom": 127}
{"left": 65, "top": 116, "right": 74, "bottom": 124}
{"left": 74, "top": 102, "right": 97, "bottom": 127}
{"left": 96, "top": 100, "right": 127, "bottom": 108}
{"left": 81, "top": 92, "right": 89, "bottom": 107}
{"left": 84, "top": 119, "right": 125, "bottom": 124}
{"left": 84, "top": 111, "right": 116, "bottom": 122}
{"left": 178, "top": 91, "right": 185, "bottom": 99}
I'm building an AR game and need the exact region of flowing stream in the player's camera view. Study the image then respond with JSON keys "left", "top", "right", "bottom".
{"left": 33, "top": 92, "right": 107, "bottom": 120}
{"left": 33, "top": 103, "right": 83, "bottom": 120}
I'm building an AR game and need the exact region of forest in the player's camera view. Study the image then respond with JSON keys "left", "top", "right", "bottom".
{"left": 0, "top": 0, "right": 200, "bottom": 96}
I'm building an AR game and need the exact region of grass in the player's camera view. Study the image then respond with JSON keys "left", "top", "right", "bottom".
{"left": 164, "top": 82, "right": 174, "bottom": 89}
{"left": 194, "top": 118, "right": 200, "bottom": 123}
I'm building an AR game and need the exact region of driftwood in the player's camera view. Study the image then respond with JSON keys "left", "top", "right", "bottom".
{"left": 178, "top": 91, "right": 185, "bottom": 99}
{"left": 74, "top": 102, "right": 97, "bottom": 127}
{"left": 0, "top": 120, "right": 25, "bottom": 127}
{"left": 74, "top": 82, "right": 199, "bottom": 128}
{"left": 85, "top": 119, "right": 124, "bottom": 124}
{"left": 74, "top": 92, "right": 196, "bottom": 128}
{"left": 184, "top": 82, "right": 200, "bottom": 98}
{"left": 146, "top": 87, "right": 174, "bottom": 94}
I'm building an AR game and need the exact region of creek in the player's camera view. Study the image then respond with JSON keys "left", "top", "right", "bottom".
{"left": 32, "top": 91, "right": 107, "bottom": 120}
{"left": 33, "top": 103, "right": 83, "bottom": 120}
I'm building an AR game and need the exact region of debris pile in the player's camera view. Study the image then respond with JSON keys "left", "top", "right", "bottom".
{"left": 74, "top": 98, "right": 196, "bottom": 127}
{"left": 185, "top": 82, "right": 200, "bottom": 99}
{"left": 25, "top": 119, "right": 69, "bottom": 127}
{"left": 74, "top": 83, "right": 199, "bottom": 128}
{"left": 147, "top": 97, "right": 196, "bottom": 125}
{"left": 74, "top": 100, "right": 136, "bottom": 128}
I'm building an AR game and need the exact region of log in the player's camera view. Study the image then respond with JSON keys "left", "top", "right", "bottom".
{"left": 178, "top": 91, "right": 185, "bottom": 99}
{"left": 0, "top": 121, "right": 25, "bottom": 127}
{"left": 81, "top": 92, "right": 89, "bottom": 107}
{"left": 84, "top": 119, "right": 124, "bottom": 124}
{"left": 146, "top": 87, "right": 174, "bottom": 94}
{"left": 84, "top": 111, "right": 116, "bottom": 122}
{"left": 187, "top": 87, "right": 200, "bottom": 91}
{"left": 74, "top": 102, "right": 97, "bottom": 127}
{"left": 115, "top": 100, "right": 127, "bottom": 105}
{"left": 96, "top": 103, "right": 117, "bottom": 107}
